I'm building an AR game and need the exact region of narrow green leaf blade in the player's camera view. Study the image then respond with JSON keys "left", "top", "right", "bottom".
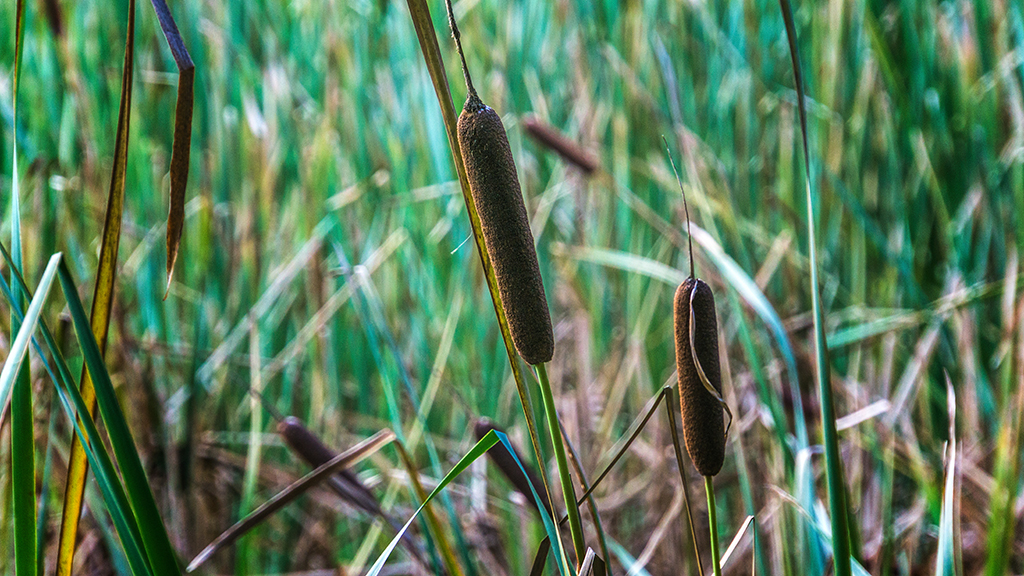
{"left": 57, "top": 260, "right": 180, "bottom": 576}
{"left": 10, "top": 1, "right": 34, "bottom": 573}
{"left": 0, "top": 250, "right": 153, "bottom": 576}
{"left": 0, "top": 255, "right": 62, "bottom": 419}
{"left": 935, "top": 380, "right": 958, "bottom": 576}
{"left": 367, "top": 431, "right": 571, "bottom": 576}
{"left": 776, "top": 0, "right": 852, "bottom": 573}
{"left": 56, "top": 0, "right": 137, "bottom": 571}
{"left": 5, "top": 255, "right": 60, "bottom": 576}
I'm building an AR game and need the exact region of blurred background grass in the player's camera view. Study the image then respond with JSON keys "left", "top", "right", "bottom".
{"left": 1, "top": 0, "right": 1023, "bottom": 573}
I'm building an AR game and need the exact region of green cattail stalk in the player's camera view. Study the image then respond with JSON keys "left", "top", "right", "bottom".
{"left": 445, "top": 1, "right": 582, "bottom": 566}
{"left": 474, "top": 418, "right": 552, "bottom": 515}
{"left": 705, "top": 476, "right": 722, "bottom": 576}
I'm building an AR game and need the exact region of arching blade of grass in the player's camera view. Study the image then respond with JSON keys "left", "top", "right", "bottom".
{"left": 55, "top": 0, "right": 136, "bottom": 571}
{"left": 577, "top": 548, "right": 606, "bottom": 576}
{"left": 776, "top": 0, "right": 852, "bottom": 574}
{"left": 10, "top": 1, "right": 35, "bottom": 573}
{"left": 0, "top": 252, "right": 152, "bottom": 576}
{"left": 367, "top": 430, "right": 571, "bottom": 576}
{"left": 720, "top": 515, "right": 755, "bottom": 569}
{"left": 393, "top": 441, "right": 466, "bottom": 576}
{"left": 332, "top": 237, "right": 475, "bottom": 576}
{"left": 531, "top": 384, "right": 705, "bottom": 576}
{"left": 186, "top": 429, "right": 396, "bottom": 572}
{"left": 403, "top": 0, "right": 562, "bottom": 544}
{"left": 56, "top": 259, "right": 180, "bottom": 576}
{"left": 147, "top": 0, "right": 194, "bottom": 297}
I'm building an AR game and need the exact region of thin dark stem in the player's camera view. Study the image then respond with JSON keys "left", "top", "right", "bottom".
{"left": 249, "top": 388, "right": 284, "bottom": 423}
{"left": 664, "top": 393, "right": 705, "bottom": 576}
{"left": 443, "top": 0, "right": 476, "bottom": 100}
{"left": 663, "top": 135, "right": 694, "bottom": 279}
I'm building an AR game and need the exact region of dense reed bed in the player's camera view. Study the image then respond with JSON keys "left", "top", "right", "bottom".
{"left": 1, "top": 0, "right": 1022, "bottom": 574}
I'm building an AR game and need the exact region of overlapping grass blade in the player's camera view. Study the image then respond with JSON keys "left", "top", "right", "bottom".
{"left": 0, "top": 251, "right": 152, "bottom": 576}
{"left": 0, "top": 255, "right": 61, "bottom": 424}
{"left": 55, "top": 0, "right": 137, "bottom": 571}
{"left": 327, "top": 238, "right": 469, "bottom": 576}
{"left": 368, "top": 430, "right": 571, "bottom": 576}
{"left": 4, "top": 255, "right": 60, "bottom": 576}
{"left": 776, "top": 0, "right": 851, "bottom": 573}
{"left": 57, "top": 259, "right": 180, "bottom": 576}
{"left": 403, "top": 0, "right": 561, "bottom": 532}
{"left": 10, "top": 1, "right": 35, "bottom": 573}
{"left": 335, "top": 239, "right": 478, "bottom": 575}
{"left": 393, "top": 441, "right": 466, "bottom": 576}
{"left": 147, "top": 0, "right": 195, "bottom": 296}
{"left": 186, "top": 429, "right": 396, "bottom": 572}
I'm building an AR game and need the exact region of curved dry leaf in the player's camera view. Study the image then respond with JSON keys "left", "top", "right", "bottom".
{"left": 149, "top": 0, "right": 195, "bottom": 298}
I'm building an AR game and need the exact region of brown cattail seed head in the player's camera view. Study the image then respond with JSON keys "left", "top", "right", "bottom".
{"left": 277, "top": 416, "right": 382, "bottom": 515}
{"left": 458, "top": 97, "right": 554, "bottom": 365}
{"left": 521, "top": 115, "right": 599, "bottom": 175}
{"left": 674, "top": 277, "right": 725, "bottom": 476}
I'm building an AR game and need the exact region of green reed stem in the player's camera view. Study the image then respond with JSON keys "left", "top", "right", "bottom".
{"left": 705, "top": 476, "right": 721, "bottom": 576}
{"left": 536, "top": 362, "right": 586, "bottom": 567}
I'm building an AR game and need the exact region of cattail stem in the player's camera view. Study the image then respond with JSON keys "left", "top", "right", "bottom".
{"left": 536, "top": 363, "right": 586, "bottom": 567}
{"left": 443, "top": 0, "right": 476, "bottom": 100}
{"left": 705, "top": 476, "right": 722, "bottom": 576}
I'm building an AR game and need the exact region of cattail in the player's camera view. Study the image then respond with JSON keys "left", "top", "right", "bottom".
{"left": 521, "top": 115, "right": 599, "bottom": 175}
{"left": 674, "top": 278, "right": 725, "bottom": 476}
{"left": 474, "top": 418, "right": 552, "bottom": 515}
{"left": 447, "top": 0, "right": 554, "bottom": 366}
{"left": 665, "top": 137, "right": 728, "bottom": 477}
{"left": 275, "top": 415, "right": 430, "bottom": 568}
{"left": 277, "top": 416, "right": 384, "bottom": 517}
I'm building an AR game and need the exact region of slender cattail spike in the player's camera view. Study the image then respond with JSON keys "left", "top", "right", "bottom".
{"left": 458, "top": 99, "right": 554, "bottom": 364}
{"left": 523, "top": 116, "right": 599, "bottom": 175}
{"left": 444, "top": 0, "right": 476, "bottom": 99}
{"left": 663, "top": 136, "right": 695, "bottom": 279}
{"left": 446, "top": 0, "right": 553, "bottom": 363}
{"left": 674, "top": 278, "right": 726, "bottom": 476}
{"left": 276, "top": 417, "right": 382, "bottom": 515}
{"left": 276, "top": 417, "right": 431, "bottom": 567}
{"left": 474, "top": 418, "right": 552, "bottom": 515}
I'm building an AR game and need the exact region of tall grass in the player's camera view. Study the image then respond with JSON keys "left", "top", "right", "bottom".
{"left": 1, "top": 0, "right": 1022, "bottom": 573}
